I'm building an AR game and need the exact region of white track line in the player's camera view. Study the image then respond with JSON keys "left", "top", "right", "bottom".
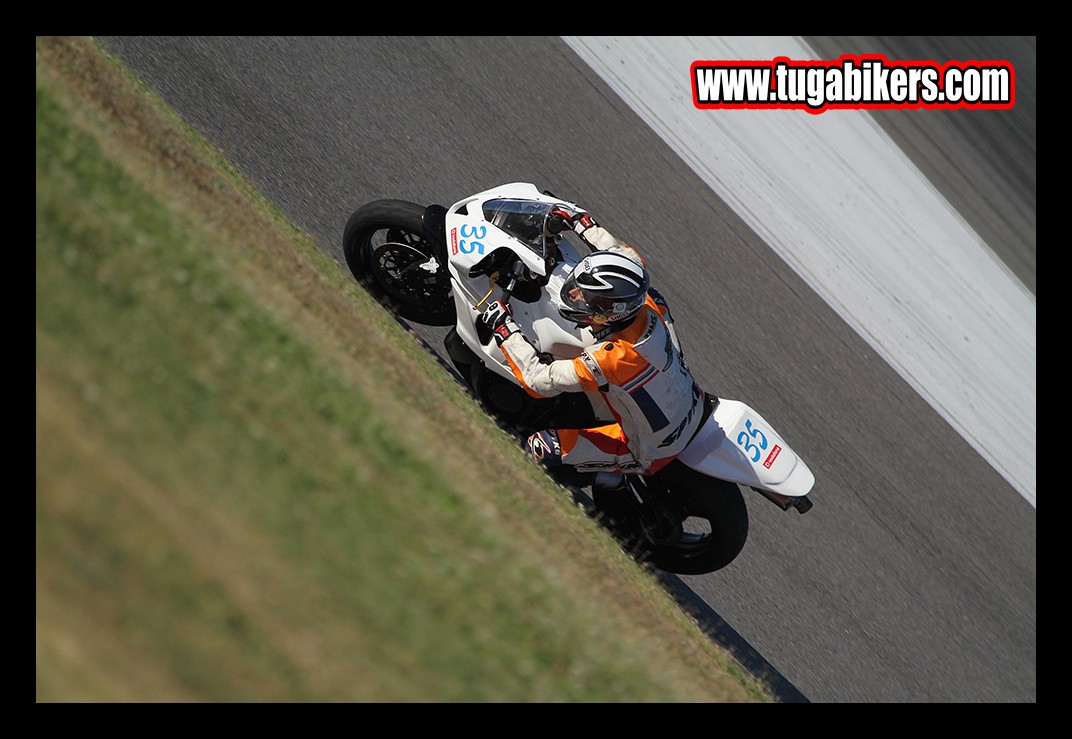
{"left": 564, "top": 36, "right": 1036, "bottom": 507}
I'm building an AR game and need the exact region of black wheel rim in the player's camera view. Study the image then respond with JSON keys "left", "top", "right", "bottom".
{"left": 596, "top": 479, "right": 714, "bottom": 559}
{"left": 630, "top": 476, "right": 712, "bottom": 553}
{"left": 370, "top": 229, "right": 451, "bottom": 309}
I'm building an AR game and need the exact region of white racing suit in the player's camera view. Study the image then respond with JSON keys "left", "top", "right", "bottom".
{"left": 497, "top": 225, "right": 706, "bottom": 477}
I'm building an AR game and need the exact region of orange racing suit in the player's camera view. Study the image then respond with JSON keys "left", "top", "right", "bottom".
{"left": 496, "top": 229, "right": 705, "bottom": 477}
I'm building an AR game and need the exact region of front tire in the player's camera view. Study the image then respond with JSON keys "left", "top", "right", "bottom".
{"left": 342, "top": 199, "right": 456, "bottom": 326}
{"left": 593, "top": 460, "right": 749, "bottom": 575}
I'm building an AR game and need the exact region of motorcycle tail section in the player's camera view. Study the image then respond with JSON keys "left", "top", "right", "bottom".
{"left": 677, "top": 398, "right": 814, "bottom": 512}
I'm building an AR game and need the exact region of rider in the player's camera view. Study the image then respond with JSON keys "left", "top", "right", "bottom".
{"left": 479, "top": 205, "right": 706, "bottom": 492}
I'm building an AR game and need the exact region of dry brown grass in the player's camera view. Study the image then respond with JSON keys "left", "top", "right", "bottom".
{"left": 36, "top": 35, "right": 772, "bottom": 703}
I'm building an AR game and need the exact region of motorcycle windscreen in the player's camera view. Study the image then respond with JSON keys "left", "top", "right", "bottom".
{"left": 482, "top": 199, "right": 552, "bottom": 260}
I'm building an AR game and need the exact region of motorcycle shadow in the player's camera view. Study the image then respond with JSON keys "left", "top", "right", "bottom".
{"left": 568, "top": 480, "right": 809, "bottom": 704}
{"left": 653, "top": 570, "right": 810, "bottom": 704}
{"left": 392, "top": 316, "right": 809, "bottom": 703}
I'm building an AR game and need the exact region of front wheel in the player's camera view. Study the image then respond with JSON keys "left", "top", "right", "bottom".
{"left": 342, "top": 199, "right": 456, "bottom": 326}
{"left": 593, "top": 460, "right": 749, "bottom": 575}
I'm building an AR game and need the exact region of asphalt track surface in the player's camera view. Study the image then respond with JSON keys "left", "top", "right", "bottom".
{"left": 96, "top": 36, "right": 1035, "bottom": 703}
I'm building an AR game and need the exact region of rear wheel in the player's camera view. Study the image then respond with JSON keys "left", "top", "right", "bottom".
{"left": 593, "top": 460, "right": 749, "bottom": 575}
{"left": 342, "top": 199, "right": 455, "bottom": 326}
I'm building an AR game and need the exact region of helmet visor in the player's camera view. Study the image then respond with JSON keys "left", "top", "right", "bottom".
{"left": 559, "top": 273, "right": 644, "bottom": 325}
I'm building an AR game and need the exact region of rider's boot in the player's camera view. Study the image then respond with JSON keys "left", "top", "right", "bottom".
{"left": 591, "top": 471, "right": 628, "bottom": 493}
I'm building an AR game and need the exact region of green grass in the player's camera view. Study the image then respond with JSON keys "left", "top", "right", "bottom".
{"left": 35, "top": 36, "right": 772, "bottom": 703}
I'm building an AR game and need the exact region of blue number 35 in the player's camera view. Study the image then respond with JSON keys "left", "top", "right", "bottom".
{"left": 736, "top": 419, "right": 768, "bottom": 463}
{"left": 459, "top": 224, "right": 486, "bottom": 255}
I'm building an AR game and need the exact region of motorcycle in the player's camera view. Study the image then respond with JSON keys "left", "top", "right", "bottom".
{"left": 342, "top": 182, "right": 813, "bottom": 575}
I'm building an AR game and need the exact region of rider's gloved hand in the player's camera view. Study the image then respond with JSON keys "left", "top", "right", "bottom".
{"left": 571, "top": 211, "right": 598, "bottom": 237}
{"left": 546, "top": 208, "right": 575, "bottom": 235}
{"left": 480, "top": 299, "right": 519, "bottom": 344}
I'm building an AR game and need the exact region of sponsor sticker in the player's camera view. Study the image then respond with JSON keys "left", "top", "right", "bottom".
{"left": 763, "top": 444, "right": 782, "bottom": 469}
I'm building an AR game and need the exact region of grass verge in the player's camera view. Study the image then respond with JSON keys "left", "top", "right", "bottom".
{"left": 36, "top": 35, "right": 771, "bottom": 703}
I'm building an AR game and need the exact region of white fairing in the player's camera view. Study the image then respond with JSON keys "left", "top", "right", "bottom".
{"left": 446, "top": 183, "right": 597, "bottom": 383}
{"left": 676, "top": 399, "right": 815, "bottom": 496}
{"left": 453, "top": 261, "right": 589, "bottom": 380}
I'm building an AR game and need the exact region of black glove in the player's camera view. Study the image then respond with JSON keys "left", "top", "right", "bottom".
{"left": 480, "top": 299, "right": 519, "bottom": 344}
{"left": 546, "top": 208, "right": 575, "bottom": 235}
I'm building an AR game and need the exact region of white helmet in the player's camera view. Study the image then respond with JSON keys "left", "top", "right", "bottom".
{"left": 558, "top": 251, "right": 650, "bottom": 326}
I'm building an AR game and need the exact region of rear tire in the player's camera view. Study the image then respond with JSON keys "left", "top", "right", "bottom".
{"left": 342, "top": 199, "right": 456, "bottom": 326}
{"left": 593, "top": 460, "right": 749, "bottom": 575}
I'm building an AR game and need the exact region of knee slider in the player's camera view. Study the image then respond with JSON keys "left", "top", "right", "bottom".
{"left": 526, "top": 429, "right": 563, "bottom": 468}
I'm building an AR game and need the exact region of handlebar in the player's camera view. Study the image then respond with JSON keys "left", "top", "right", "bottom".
{"left": 473, "top": 259, "right": 528, "bottom": 311}
{"left": 499, "top": 260, "right": 527, "bottom": 303}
